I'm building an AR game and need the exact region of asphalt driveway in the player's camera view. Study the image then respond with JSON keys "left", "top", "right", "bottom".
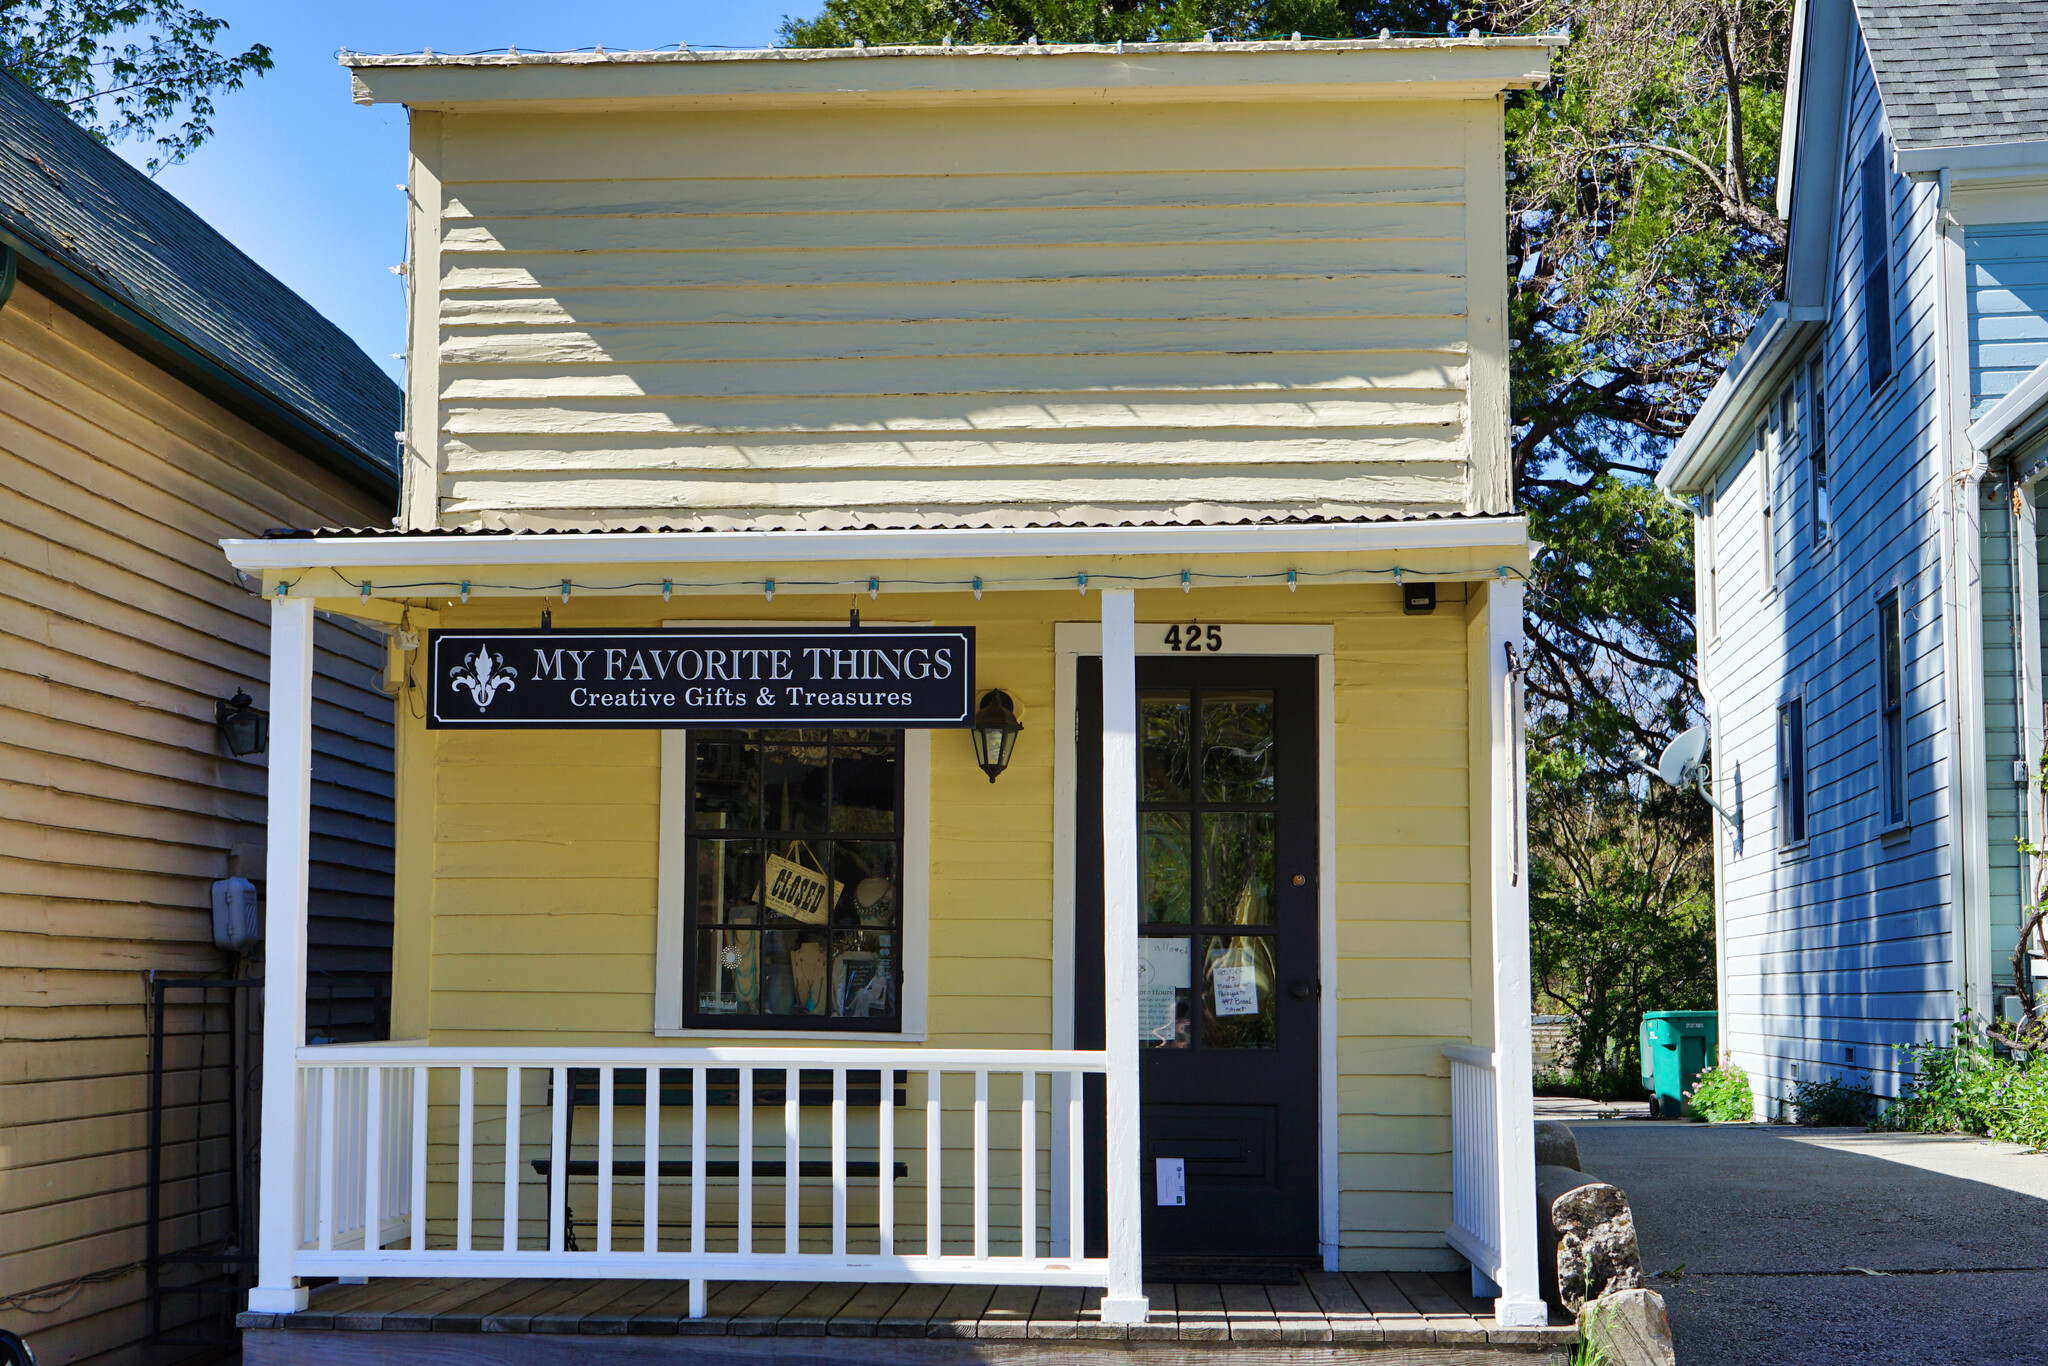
{"left": 1574, "top": 1122, "right": 2048, "bottom": 1365}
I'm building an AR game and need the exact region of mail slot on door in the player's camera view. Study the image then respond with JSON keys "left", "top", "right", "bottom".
{"left": 1143, "top": 1105, "right": 1277, "bottom": 1181}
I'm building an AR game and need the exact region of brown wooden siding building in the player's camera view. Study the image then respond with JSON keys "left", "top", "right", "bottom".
{"left": 0, "top": 71, "right": 402, "bottom": 1366}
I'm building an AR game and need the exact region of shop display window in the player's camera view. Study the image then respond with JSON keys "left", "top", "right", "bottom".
{"left": 685, "top": 729, "right": 904, "bottom": 1031}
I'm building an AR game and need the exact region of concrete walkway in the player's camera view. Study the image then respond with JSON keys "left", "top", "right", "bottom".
{"left": 1575, "top": 1121, "right": 2048, "bottom": 1365}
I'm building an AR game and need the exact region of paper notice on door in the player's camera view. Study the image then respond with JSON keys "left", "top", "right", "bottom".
{"left": 1156, "top": 1157, "right": 1186, "bottom": 1207}
{"left": 1213, "top": 964, "right": 1260, "bottom": 1016}
{"left": 1138, "top": 938, "right": 1192, "bottom": 1046}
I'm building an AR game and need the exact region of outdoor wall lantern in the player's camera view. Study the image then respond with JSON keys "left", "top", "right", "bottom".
{"left": 215, "top": 689, "right": 269, "bottom": 757}
{"left": 970, "top": 688, "right": 1023, "bottom": 783}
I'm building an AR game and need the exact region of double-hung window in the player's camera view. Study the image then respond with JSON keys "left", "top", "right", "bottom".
{"left": 1778, "top": 698, "right": 1807, "bottom": 846}
{"left": 681, "top": 728, "right": 908, "bottom": 1032}
{"left": 1861, "top": 143, "right": 1894, "bottom": 392}
{"left": 1879, "top": 593, "right": 1907, "bottom": 826}
{"left": 1808, "top": 359, "right": 1831, "bottom": 545}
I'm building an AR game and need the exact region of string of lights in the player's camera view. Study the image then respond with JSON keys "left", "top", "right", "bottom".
{"left": 280, "top": 563, "right": 1529, "bottom": 603}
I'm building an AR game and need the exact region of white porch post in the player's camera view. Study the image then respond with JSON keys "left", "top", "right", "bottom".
{"left": 249, "top": 594, "right": 315, "bottom": 1313}
{"left": 1487, "top": 580, "right": 1544, "bottom": 1327}
{"left": 1097, "top": 589, "right": 1149, "bottom": 1324}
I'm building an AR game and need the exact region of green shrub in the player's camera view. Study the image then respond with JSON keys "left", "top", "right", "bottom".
{"left": 1792, "top": 1076, "right": 1877, "bottom": 1126}
{"left": 1878, "top": 1009, "right": 2006, "bottom": 1136}
{"left": 1684, "top": 1057, "right": 1753, "bottom": 1121}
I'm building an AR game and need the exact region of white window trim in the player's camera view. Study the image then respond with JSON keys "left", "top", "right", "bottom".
{"left": 1050, "top": 621, "right": 1339, "bottom": 1270}
{"left": 652, "top": 619, "right": 930, "bottom": 1041}
{"left": 1776, "top": 693, "right": 1810, "bottom": 855}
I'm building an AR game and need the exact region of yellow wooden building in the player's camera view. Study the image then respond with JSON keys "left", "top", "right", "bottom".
{"left": 229, "top": 37, "right": 1563, "bottom": 1361}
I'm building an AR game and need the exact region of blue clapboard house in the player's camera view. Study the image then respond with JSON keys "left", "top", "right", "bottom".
{"left": 1659, "top": 0, "right": 2048, "bottom": 1115}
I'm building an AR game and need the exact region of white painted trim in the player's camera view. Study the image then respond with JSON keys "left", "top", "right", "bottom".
{"left": 221, "top": 518, "right": 1530, "bottom": 573}
{"left": 293, "top": 1248, "right": 1113, "bottom": 1286}
{"left": 302, "top": 1043, "right": 1104, "bottom": 1066}
{"left": 1897, "top": 137, "right": 2048, "bottom": 179}
{"left": 1662, "top": 305, "right": 1824, "bottom": 496}
{"left": 1485, "top": 581, "right": 1544, "bottom": 1328}
{"left": 252, "top": 596, "right": 316, "bottom": 1315}
{"left": 1050, "top": 620, "right": 1340, "bottom": 1270}
{"left": 1315, "top": 646, "right": 1339, "bottom": 1271}
{"left": 1096, "top": 590, "right": 1147, "bottom": 1325}
{"left": 1971, "top": 356, "right": 2048, "bottom": 459}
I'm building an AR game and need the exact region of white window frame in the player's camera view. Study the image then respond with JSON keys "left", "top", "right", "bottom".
{"left": 652, "top": 621, "right": 931, "bottom": 1041}
{"left": 1877, "top": 589, "right": 1910, "bottom": 832}
{"left": 1777, "top": 694, "right": 1808, "bottom": 851}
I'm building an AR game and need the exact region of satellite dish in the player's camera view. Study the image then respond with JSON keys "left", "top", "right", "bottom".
{"left": 1656, "top": 725, "right": 1710, "bottom": 788}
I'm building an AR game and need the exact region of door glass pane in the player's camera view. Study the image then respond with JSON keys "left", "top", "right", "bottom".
{"left": 1139, "top": 935, "right": 1193, "bottom": 1049}
{"left": 1140, "top": 812, "right": 1192, "bottom": 924}
{"left": 1142, "top": 694, "right": 1192, "bottom": 800}
{"left": 693, "top": 735, "right": 761, "bottom": 830}
{"left": 1201, "top": 935, "right": 1277, "bottom": 1050}
{"left": 1201, "top": 812, "right": 1275, "bottom": 925}
{"left": 763, "top": 741, "right": 829, "bottom": 831}
{"left": 1201, "top": 692, "right": 1275, "bottom": 802}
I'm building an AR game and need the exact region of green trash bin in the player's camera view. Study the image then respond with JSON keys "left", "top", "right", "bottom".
{"left": 1639, "top": 1010, "right": 1718, "bottom": 1119}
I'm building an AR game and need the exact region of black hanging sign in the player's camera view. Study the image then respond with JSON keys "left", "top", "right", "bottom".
{"left": 427, "top": 627, "right": 975, "bottom": 729}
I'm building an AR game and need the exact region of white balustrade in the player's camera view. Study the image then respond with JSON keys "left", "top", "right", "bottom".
{"left": 1443, "top": 1043, "right": 1502, "bottom": 1286}
{"left": 290, "top": 1044, "right": 1109, "bottom": 1291}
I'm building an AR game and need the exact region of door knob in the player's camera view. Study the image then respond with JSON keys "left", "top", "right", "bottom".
{"left": 1289, "top": 981, "right": 1315, "bottom": 1001}
{"left": 1291, "top": 874, "right": 1306, "bottom": 886}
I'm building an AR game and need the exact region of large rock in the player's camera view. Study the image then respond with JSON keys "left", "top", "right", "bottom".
{"left": 1536, "top": 1163, "right": 1643, "bottom": 1312}
{"left": 1534, "top": 1120, "right": 1581, "bottom": 1171}
{"left": 1580, "top": 1288, "right": 1677, "bottom": 1366}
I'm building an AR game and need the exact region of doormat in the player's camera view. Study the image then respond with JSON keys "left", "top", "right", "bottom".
{"left": 1142, "top": 1258, "right": 1316, "bottom": 1285}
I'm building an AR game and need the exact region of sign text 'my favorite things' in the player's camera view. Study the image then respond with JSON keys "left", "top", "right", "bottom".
{"left": 427, "top": 627, "right": 975, "bottom": 728}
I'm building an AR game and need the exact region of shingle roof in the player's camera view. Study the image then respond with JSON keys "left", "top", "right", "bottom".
{"left": 0, "top": 72, "right": 399, "bottom": 490}
{"left": 1858, "top": 0, "right": 2048, "bottom": 150}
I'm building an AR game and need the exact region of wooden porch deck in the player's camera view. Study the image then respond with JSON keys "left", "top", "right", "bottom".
{"left": 239, "top": 1272, "right": 1577, "bottom": 1363}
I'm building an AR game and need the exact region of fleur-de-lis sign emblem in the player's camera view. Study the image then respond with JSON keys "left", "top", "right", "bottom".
{"left": 450, "top": 645, "right": 517, "bottom": 711}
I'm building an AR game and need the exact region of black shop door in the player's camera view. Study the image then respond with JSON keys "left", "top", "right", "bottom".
{"left": 1076, "top": 655, "right": 1320, "bottom": 1263}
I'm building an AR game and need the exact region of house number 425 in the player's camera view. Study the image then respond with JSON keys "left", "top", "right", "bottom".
{"left": 1162, "top": 624, "right": 1223, "bottom": 652}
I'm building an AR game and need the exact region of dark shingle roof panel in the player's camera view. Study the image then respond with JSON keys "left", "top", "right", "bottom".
{"left": 0, "top": 72, "right": 400, "bottom": 481}
{"left": 1859, "top": 0, "right": 2048, "bottom": 149}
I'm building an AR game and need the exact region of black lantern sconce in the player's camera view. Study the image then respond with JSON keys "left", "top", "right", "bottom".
{"left": 970, "top": 689, "right": 1023, "bottom": 783}
{"left": 215, "top": 689, "right": 269, "bottom": 757}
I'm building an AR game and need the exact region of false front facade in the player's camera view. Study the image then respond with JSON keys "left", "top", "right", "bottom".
{"left": 231, "top": 37, "right": 1566, "bottom": 1358}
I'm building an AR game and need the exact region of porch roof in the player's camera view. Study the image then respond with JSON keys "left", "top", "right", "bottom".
{"left": 220, "top": 515, "right": 1531, "bottom": 610}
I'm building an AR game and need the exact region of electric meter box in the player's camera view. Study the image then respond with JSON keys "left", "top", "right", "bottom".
{"left": 211, "top": 876, "right": 261, "bottom": 952}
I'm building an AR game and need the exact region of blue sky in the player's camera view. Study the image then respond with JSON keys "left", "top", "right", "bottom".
{"left": 123, "top": 2, "right": 798, "bottom": 382}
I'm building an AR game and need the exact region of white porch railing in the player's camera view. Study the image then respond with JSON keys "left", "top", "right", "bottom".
{"left": 1442, "top": 1044, "right": 1501, "bottom": 1288}
{"left": 290, "top": 1044, "right": 1107, "bottom": 1292}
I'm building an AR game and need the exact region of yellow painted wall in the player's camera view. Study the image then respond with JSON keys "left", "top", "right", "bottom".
{"left": 391, "top": 579, "right": 1481, "bottom": 1270}
{"left": 407, "top": 95, "right": 1509, "bottom": 532}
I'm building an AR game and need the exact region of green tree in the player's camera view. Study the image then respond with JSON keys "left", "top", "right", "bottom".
{"left": 0, "top": 0, "right": 271, "bottom": 172}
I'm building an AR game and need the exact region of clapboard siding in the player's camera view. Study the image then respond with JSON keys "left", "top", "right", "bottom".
{"left": 402, "top": 582, "right": 1481, "bottom": 1270}
{"left": 1966, "top": 222, "right": 2048, "bottom": 415}
{"left": 417, "top": 98, "right": 1503, "bottom": 530}
{"left": 1696, "top": 35, "right": 1957, "bottom": 1113}
{"left": 0, "top": 281, "right": 394, "bottom": 1364}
